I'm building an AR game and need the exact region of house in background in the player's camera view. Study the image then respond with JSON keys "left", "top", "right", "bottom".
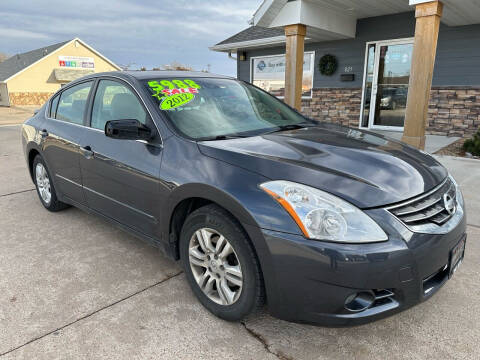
{"left": 211, "top": 0, "right": 480, "bottom": 144}
{"left": 0, "top": 38, "right": 121, "bottom": 106}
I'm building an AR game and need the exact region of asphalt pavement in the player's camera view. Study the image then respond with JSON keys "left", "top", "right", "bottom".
{"left": 1, "top": 123, "right": 479, "bottom": 360}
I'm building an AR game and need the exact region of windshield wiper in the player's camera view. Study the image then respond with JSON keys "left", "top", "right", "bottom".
{"left": 263, "top": 123, "right": 312, "bottom": 135}
{"left": 199, "top": 134, "right": 249, "bottom": 141}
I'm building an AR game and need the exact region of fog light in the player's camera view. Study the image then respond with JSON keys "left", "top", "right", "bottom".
{"left": 344, "top": 291, "right": 375, "bottom": 312}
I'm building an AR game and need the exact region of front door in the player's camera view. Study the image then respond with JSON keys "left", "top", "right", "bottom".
{"left": 79, "top": 78, "right": 163, "bottom": 238}
{"left": 361, "top": 39, "right": 413, "bottom": 130}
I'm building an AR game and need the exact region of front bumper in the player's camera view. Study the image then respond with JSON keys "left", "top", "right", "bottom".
{"left": 254, "top": 208, "right": 467, "bottom": 326}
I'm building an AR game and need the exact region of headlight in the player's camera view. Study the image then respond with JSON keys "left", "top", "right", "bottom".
{"left": 449, "top": 174, "right": 464, "bottom": 210}
{"left": 260, "top": 181, "right": 388, "bottom": 243}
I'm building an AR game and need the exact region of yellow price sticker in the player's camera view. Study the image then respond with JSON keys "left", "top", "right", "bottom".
{"left": 160, "top": 93, "right": 195, "bottom": 110}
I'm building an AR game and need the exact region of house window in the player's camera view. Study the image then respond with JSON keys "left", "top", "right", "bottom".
{"left": 251, "top": 52, "right": 314, "bottom": 98}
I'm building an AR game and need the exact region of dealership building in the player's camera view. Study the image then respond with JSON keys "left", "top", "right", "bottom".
{"left": 0, "top": 38, "right": 121, "bottom": 106}
{"left": 211, "top": 0, "right": 480, "bottom": 141}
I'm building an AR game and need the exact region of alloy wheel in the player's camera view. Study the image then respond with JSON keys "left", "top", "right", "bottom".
{"left": 188, "top": 228, "right": 243, "bottom": 305}
{"left": 35, "top": 163, "right": 51, "bottom": 205}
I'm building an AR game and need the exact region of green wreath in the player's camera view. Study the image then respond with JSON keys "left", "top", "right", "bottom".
{"left": 319, "top": 54, "right": 338, "bottom": 76}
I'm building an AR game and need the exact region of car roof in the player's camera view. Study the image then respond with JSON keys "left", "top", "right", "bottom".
{"left": 124, "top": 70, "right": 235, "bottom": 80}
{"left": 77, "top": 70, "right": 235, "bottom": 82}
{"left": 52, "top": 70, "right": 240, "bottom": 99}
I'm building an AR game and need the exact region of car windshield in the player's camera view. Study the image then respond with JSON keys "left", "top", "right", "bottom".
{"left": 143, "top": 77, "right": 311, "bottom": 140}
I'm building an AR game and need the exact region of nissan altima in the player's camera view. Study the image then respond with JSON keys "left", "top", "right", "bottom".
{"left": 22, "top": 71, "right": 466, "bottom": 326}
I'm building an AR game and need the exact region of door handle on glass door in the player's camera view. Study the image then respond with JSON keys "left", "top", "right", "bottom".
{"left": 80, "top": 146, "right": 94, "bottom": 159}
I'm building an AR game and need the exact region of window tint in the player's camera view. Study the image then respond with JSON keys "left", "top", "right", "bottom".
{"left": 56, "top": 81, "right": 93, "bottom": 125}
{"left": 50, "top": 95, "right": 59, "bottom": 118}
{"left": 91, "top": 80, "right": 147, "bottom": 130}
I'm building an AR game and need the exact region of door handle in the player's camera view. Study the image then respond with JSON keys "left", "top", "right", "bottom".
{"left": 80, "top": 146, "right": 94, "bottom": 159}
{"left": 39, "top": 129, "right": 48, "bottom": 138}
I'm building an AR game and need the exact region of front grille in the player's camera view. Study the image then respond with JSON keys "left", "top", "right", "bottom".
{"left": 387, "top": 178, "right": 456, "bottom": 228}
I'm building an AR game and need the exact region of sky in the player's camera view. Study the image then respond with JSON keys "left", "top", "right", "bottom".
{"left": 0, "top": 0, "right": 260, "bottom": 76}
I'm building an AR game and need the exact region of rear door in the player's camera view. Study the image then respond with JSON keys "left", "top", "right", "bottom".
{"left": 41, "top": 81, "right": 93, "bottom": 205}
{"left": 79, "top": 78, "right": 163, "bottom": 237}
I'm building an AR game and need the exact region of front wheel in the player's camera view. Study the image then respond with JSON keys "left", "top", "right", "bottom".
{"left": 180, "top": 204, "right": 264, "bottom": 321}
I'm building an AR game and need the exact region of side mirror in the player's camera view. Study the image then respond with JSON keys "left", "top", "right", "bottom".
{"left": 105, "top": 119, "right": 152, "bottom": 141}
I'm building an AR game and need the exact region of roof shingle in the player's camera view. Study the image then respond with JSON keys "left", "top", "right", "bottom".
{"left": 0, "top": 40, "right": 71, "bottom": 82}
{"left": 215, "top": 26, "right": 284, "bottom": 46}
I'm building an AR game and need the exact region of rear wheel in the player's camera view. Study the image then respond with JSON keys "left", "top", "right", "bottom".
{"left": 33, "top": 155, "right": 69, "bottom": 212}
{"left": 180, "top": 204, "right": 264, "bottom": 321}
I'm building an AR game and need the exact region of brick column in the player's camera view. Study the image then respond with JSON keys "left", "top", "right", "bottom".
{"left": 402, "top": 1, "right": 443, "bottom": 149}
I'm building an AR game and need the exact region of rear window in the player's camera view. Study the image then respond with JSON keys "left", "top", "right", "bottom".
{"left": 143, "top": 77, "right": 307, "bottom": 140}
{"left": 56, "top": 81, "right": 93, "bottom": 125}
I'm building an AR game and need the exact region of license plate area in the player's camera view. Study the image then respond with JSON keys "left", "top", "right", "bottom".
{"left": 449, "top": 237, "right": 466, "bottom": 278}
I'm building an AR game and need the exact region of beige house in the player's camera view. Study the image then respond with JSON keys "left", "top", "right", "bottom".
{"left": 0, "top": 38, "right": 121, "bottom": 106}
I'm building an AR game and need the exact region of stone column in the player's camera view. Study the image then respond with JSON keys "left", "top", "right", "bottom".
{"left": 284, "top": 24, "right": 306, "bottom": 110}
{"left": 402, "top": 1, "right": 443, "bottom": 149}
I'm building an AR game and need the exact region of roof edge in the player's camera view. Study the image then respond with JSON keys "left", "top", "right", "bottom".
{"left": 252, "top": 0, "right": 288, "bottom": 27}
{"left": 210, "top": 35, "right": 286, "bottom": 52}
{"left": 73, "top": 38, "right": 122, "bottom": 71}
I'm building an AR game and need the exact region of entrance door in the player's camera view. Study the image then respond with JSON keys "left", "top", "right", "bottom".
{"left": 361, "top": 39, "right": 413, "bottom": 130}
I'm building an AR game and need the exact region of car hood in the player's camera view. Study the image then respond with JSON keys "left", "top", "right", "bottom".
{"left": 198, "top": 124, "right": 447, "bottom": 208}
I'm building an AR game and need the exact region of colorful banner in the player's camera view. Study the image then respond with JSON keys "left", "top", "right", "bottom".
{"left": 58, "top": 56, "right": 95, "bottom": 69}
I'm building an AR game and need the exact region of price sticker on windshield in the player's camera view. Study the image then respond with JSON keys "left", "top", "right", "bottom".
{"left": 160, "top": 93, "right": 195, "bottom": 110}
{"left": 148, "top": 79, "right": 201, "bottom": 110}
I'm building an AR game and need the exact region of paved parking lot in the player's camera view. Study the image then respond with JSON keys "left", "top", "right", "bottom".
{"left": 1, "top": 124, "right": 479, "bottom": 359}
{"left": 0, "top": 106, "right": 38, "bottom": 126}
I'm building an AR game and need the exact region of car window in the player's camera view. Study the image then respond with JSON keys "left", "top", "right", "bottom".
{"left": 50, "top": 94, "right": 59, "bottom": 118}
{"left": 91, "top": 79, "right": 147, "bottom": 130}
{"left": 55, "top": 81, "right": 93, "bottom": 125}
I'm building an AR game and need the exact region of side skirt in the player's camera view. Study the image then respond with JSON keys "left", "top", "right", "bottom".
{"left": 61, "top": 195, "right": 176, "bottom": 260}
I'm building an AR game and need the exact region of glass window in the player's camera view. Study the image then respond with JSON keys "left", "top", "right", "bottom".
{"left": 251, "top": 52, "right": 314, "bottom": 98}
{"left": 374, "top": 43, "right": 413, "bottom": 127}
{"left": 50, "top": 95, "right": 60, "bottom": 118}
{"left": 143, "top": 78, "right": 311, "bottom": 140}
{"left": 91, "top": 80, "right": 147, "bottom": 130}
{"left": 56, "top": 81, "right": 93, "bottom": 125}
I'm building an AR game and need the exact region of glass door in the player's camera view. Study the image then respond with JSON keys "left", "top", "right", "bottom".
{"left": 361, "top": 39, "right": 413, "bottom": 130}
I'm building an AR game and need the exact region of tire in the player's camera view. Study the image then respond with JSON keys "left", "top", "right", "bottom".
{"left": 33, "top": 155, "right": 69, "bottom": 212}
{"left": 180, "top": 204, "right": 265, "bottom": 321}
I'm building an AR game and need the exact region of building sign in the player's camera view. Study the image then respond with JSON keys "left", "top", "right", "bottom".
{"left": 252, "top": 52, "right": 314, "bottom": 98}
{"left": 58, "top": 56, "right": 95, "bottom": 69}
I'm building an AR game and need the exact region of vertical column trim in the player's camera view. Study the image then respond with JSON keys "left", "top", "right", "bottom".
{"left": 402, "top": 1, "right": 443, "bottom": 149}
{"left": 284, "top": 24, "right": 306, "bottom": 110}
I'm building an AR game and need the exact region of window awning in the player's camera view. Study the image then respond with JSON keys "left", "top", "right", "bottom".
{"left": 53, "top": 68, "right": 94, "bottom": 82}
